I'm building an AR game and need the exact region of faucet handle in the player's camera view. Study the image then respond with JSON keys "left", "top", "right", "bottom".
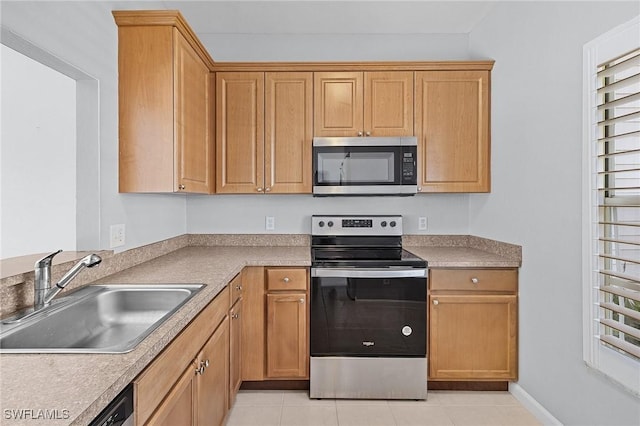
{"left": 35, "top": 250, "right": 62, "bottom": 268}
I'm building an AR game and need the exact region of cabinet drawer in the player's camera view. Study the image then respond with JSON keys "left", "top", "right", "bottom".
{"left": 430, "top": 269, "right": 517, "bottom": 293}
{"left": 229, "top": 273, "right": 243, "bottom": 306}
{"left": 266, "top": 268, "right": 308, "bottom": 291}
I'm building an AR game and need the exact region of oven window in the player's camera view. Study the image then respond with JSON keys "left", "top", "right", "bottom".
{"left": 315, "top": 147, "right": 399, "bottom": 185}
{"left": 310, "top": 276, "right": 426, "bottom": 357}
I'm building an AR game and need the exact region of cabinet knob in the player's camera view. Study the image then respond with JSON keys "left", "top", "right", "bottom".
{"left": 232, "top": 313, "right": 240, "bottom": 319}
{"left": 178, "top": 184, "right": 185, "bottom": 190}
{"left": 299, "top": 298, "right": 305, "bottom": 304}
{"left": 283, "top": 277, "right": 290, "bottom": 283}
{"left": 433, "top": 299, "right": 439, "bottom": 305}
{"left": 235, "top": 284, "right": 242, "bottom": 291}
{"left": 265, "top": 187, "right": 272, "bottom": 192}
{"left": 471, "top": 277, "right": 479, "bottom": 284}
{"left": 365, "top": 131, "right": 371, "bottom": 137}
{"left": 204, "top": 359, "right": 210, "bottom": 368}
{"left": 357, "top": 131, "right": 363, "bottom": 137}
{"left": 257, "top": 187, "right": 264, "bottom": 192}
{"left": 418, "top": 187, "right": 423, "bottom": 192}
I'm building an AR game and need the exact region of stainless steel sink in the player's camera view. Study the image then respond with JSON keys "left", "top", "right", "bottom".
{"left": 0, "top": 284, "right": 203, "bottom": 353}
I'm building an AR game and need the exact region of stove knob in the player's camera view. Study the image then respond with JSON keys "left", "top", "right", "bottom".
{"left": 327, "top": 221, "right": 334, "bottom": 227}
{"left": 381, "top": 221, "right": 387, "bottom": 227}
{"left": 390, "top": 221, "right": 397, "bottom": 228}
{"left": 318, "top": 221, "right": 325, "bottom": 227}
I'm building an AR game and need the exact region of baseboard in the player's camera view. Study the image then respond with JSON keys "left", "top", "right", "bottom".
{"left": 509, "top": 383, "right": 563, "bottom": 426}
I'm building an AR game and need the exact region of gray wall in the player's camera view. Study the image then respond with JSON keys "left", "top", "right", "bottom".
{"left": 468, "top": 2, "right": 640, "bottom": 425}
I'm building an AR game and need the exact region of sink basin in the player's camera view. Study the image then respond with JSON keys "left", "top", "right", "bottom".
{"left": 0, "top": 284, "right": 203, "bottom": 353}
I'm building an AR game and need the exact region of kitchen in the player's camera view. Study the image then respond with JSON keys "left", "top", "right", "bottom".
{"left": 1, "top": 1, "right": 639, "bottom": 426}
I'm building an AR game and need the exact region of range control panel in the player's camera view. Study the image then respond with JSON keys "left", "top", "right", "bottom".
{"left": 312, "top": 215, "right": 403, "bottom": 236}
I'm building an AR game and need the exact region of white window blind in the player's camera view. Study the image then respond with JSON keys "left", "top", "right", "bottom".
{"left": 584, "top": 16, "right": 640, "bottom": 396}
{"left": 596, "top": 48, "right": 640, "bottom": 361}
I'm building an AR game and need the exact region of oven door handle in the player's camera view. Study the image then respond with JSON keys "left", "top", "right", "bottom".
{"left": 311, "top": 267, "right": 427, "bottom": 278}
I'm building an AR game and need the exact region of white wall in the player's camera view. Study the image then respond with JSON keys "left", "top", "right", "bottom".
{"left": 468, "top": 2, "right": 640, "bottom": 425}
{"left": 188, "top": 194, "right": 469, "bottom": 234}
{"left": 0, "top": 44, "right": 76, "bottom": 258}
{"left": 1, "top": 1, "right": 188, "bottom": 253}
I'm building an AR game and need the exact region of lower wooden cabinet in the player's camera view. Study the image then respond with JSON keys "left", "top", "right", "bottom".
{"left": 266, "top": 292, "right": 307, "bottom": 378}
{"left": 134, "top": 286, "right": 230, "bottom": 425}
{"left": 241, "top": 266, "right": 310, "bottom": 381}
{"left": 428, "top": 269, "right": 518, "bottom": 381}
{"left": 197, "top": 317, "right": 229, "bottom": 426}
{"left": 229, "top": 298, "right": 243, "bottom": 407}
{"left": 146, "top": 362, "right": 197, "bottom": 426}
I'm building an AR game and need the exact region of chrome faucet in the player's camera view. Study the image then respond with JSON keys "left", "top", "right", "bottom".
{"left": 34, "top": 250, "right": 102, "bottom": 311}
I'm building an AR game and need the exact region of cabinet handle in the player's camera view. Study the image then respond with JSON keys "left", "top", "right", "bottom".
{"left": 195, "top": 364, "right": 204, "bottom": 375}
{"left": 283, "top": 277, "right": 290, "bottom": 283}
{"left": 232, "top": 313, "right": 240, "bottom": 319}
{"left": 357, "top": 131, "right": 363, "bottom": 137}
{"left": 471, "top": 277, "right": 479, "bottom": 284}
{"left": 178, "top": 184, "right": 185, "bottom": 190}
{"left": 257, "top": 187, "right": 264, "bottom": 192}
{"left": 204, "top": 359, "right": 210, "bottom": 368}
{"left": 265, "top": 187, "right": 272, "bottom": 192}
{"left": 418, "top": 187, "right": 422, "bottom": 192}
{"left": 433, "top": 299, "right": 439, "bottom": 305}
{"left": 365, "top": 131, "right": 371, "bottom": 137}
{"left": 235, "top": 284, "right": 242, "bottom": 291}
{"left": 299, "top": 298, "right": 305, "bottom": 304}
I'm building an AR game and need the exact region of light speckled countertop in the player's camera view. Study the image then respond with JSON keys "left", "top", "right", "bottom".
{"left": 0, "top": 238, "right": 520, "bottom": 425}
{"left": 0, "top": 246, "right": 310, "bottom": 426}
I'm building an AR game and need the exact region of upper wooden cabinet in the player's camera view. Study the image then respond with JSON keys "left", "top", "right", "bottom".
{"left": 415, "top": 70, "right": 490, "bottom": 193}
{"left": 216, "top": 72, "right": 312, "bottom": 194}
{"left": 113, "top": 11, "right": 215, "bottom": 193}
{"left": 216, "top": 72, "right": 264, "bottom": 193}
{"left": 314, "top": 71, "right": 414, "bottom": 137}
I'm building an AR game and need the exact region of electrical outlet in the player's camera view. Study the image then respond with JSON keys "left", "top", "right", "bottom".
{"left": 265, "top": 216, "right": 275, "bottom": 231}
{"left": 418, "top": 217, "right": 428, "bottom": 231}
{"left": 110, "top": 224, "right": 125, "bottom": 248}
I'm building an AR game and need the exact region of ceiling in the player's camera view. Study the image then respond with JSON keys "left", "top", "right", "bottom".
{"left": 111, "top": 1, "right": 497, "bottom": 35}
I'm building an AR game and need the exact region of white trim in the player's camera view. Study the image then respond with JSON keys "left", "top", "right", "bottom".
{"left": 509, "top": 383, "right": 563, "bottom": 426}
{"left": 582, "top": 15, "right": 640, "bottom": 395}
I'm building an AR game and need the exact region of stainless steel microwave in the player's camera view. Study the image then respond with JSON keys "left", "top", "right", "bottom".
{"left": 312, "top": 136, "right": 418, "bottom": 196}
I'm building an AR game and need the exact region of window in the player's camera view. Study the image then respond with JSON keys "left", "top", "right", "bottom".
{"left": 583, "top": 16, "right": 640, "bottom": 395}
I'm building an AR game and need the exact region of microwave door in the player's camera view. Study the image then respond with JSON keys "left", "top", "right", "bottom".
{"left": 316, "top": 150, "right": 397, "bottom": 186}
{"left": 313, "top": 145, "right": 416, "bottom": 195}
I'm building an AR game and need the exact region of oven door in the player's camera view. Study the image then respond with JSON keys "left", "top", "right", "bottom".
{"left": 310, "top": 267, "right": 426, "bottom": 357}
{"left": 312, "top": 137, "right": 417, "bottom": 195}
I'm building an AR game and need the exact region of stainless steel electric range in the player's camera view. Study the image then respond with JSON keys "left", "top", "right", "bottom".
{"left": 309, "top": 215, "right": 428, "bottom": 400}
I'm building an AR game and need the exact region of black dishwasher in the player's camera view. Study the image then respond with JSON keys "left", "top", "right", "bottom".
{"left": 88, "top": 384, "right": 133, "bottom": 426}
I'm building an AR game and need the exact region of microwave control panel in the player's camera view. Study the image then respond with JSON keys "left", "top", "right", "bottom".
{"left": 402, "top": 150, "right": 416, "bottom": 183}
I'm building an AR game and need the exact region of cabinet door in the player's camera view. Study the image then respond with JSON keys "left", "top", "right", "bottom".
{"left": 415, "top": 71, "right": 490, "bottom": 192}
{"left": 266, "top": 293, "right": 308, "bottom": 378}
{"left": 174, "top": 30, "right": 213, "bottom": 194}
{"left": 364, "top": 71, "right": 414, "bottom": 136}
{"left": 145, "top": 362, "right": 197, "bottom": 426}
{"left": 241, "top": 267, "right": 266, "bottom": 381}
{"left": 429, "top": 294, "right": 517, "bottom": 380}
{"left": 314, "top": 72, "right": 364, "bottom": 137}
{"left": 229, "top": 299, "right": 243, "bottom": 409}
{"left": 197, "top": 316, "right": 229, "bottom": 426}
{"left": 216, "top": 72, "right": 265, "bottom": 193}
{"left": 265, "top": 72, "right": 313, "bottom": 193}
{"left": 117, "top": 25, "right": 175, "bottom": 192}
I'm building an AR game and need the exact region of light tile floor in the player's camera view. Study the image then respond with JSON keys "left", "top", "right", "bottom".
{"left": 226, "top": 390, "right": 542, "bottom": 426}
